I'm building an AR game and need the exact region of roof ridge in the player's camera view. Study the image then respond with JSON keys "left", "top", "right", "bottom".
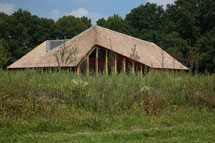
{"left": 67, "top": 26, "right": 96, "bottom": 43}
{"left": 95, "top": 25, "right": 154, "bottom": 45}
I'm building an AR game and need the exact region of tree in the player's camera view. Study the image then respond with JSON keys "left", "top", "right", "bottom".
{"left": 0, "top": 40, "right": 10, "bottom": 69}
{"left": 196, "top": 28, "right": 215, "bottom": 72}
{"left": 125, "top": 3, "right": 165, "bottom": 43}
{"left": 56, "top": 16, "right": 91, "bottom": 39}
{"left": 199, "top": 0, "right": 215, "bottom": 34}
{"left": 97, "top": 15, "right": 135, "bottom": 36}
{"left": 164, "top": 0, "right": 201, "bottom": 44}
{"left": 160, "top": 32, "right": 188, "bottom": 65}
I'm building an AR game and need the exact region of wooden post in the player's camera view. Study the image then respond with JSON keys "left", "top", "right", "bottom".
{"left": 67, "top": 67, "right": 70, "bottom": 72}
{"left": 105, "top": 49, "right": 108, "bottom": 75}
{"left": 123, "top": 57, "right": 126, "bottom": 73}
{"left": 96, "top": 47, "right": 98, "bottom": 76}
{"left": 140, "top": 64, "right": 142, "bottom": 76}
{"left": 149, "top": 68, "right": 153, "bottom": 75}
{"left": 132, "top": 61, "right": 135, "bottom": 73}
{"left": 77, "top": 66, "right": 80, "bottom": 76}
{"left": 115, "top": 53, "right": 117, "bottom": 74}
{"left": 86, "top": 56, "right": 89, "bottom": 75}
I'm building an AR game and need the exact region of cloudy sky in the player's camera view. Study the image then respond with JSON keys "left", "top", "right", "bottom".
{"left": 0, "top": 0, "right": 175, "bottom": 24}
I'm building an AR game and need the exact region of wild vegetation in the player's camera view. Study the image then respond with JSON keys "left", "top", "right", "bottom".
{"left": 0, "top": 70, "right": 215, "bottom": 142}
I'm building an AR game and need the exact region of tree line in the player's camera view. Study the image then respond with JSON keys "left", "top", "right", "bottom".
{"left": 0, "top": 0, "right": 215, "bottom": 73}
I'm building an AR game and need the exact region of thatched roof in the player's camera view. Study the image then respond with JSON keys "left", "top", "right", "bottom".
{"left": 8, "top": 26, "right": 188, "bottom": 70}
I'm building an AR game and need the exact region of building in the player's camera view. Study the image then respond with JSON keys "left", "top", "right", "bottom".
{"left": 7, "top": 26, "right": 188, "bottom": 75}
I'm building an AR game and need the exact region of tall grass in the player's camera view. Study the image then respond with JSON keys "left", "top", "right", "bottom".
{"left": 0, "top": 70, "right": 215, "bottom": 133}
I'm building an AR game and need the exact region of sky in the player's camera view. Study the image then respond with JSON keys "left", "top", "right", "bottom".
{"left": 0, "top": 0, "right": 175, "bottom": 24}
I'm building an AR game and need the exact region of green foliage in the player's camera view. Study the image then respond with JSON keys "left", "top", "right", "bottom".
{"left": 125, "top": 3, "right": 165, "bottom": 43}
{"left": 0, "top": 71, "right": 215, "bottom": 142}
{"left": 97, "top": 14, "right": 135, "bottom": 35}
{"left": 196, "top": 28, "right": 215, "bottom": 72}
{"left": 56, "top": 16, "right": 91, "bottom": 39}
{"left": 0, "top": 40, "right": 10, "bottom": 69}
{"left": 0, "top": 71, "right": 215, "bottom": 118}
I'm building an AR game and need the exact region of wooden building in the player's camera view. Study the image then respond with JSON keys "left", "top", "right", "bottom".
{"left": 7, "top": 26, "right": 188, "bottom": 75}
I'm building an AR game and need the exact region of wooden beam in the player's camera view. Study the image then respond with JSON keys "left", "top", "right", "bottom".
{"left": 96, "top": 47, "right": 98, "bottom": 76}
{"left": 105, "top": 49, "right": 108, "bottom": 75}
{"left": 123, "top": 57, "right": 126, "bottom": 73}
{"left": 132, "top": 61, "right": 135, "bottom": 73}
{"left": 77, "top": 66, "right": 80, "bottom": 76}
{"left": 115, "top": 53, "right": 117, "bottom": 74}
{"left": 76, "top": 46, "right": 96, "bottom": 71}
{"left": 149, "top": 68, "right": 153, "bottom": 75}
{"left": 86, "top": 56, "right": 89, "bottom": 75}
{"left": 140, "top": 64, "right": 143, "bottom": 76}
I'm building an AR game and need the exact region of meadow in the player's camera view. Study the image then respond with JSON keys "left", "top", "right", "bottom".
{"left": 0, "top": 70, "right": 215, "bottom": 142}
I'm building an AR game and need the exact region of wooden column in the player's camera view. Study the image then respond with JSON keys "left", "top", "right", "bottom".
{"left": 140, "top": 64, "right": 143, "bottom": 76}
{"left": 123, "top": 57, "right": 126, "bottom": 73}
{"left": 105, "top": 49, "right": 108, "bottom": 75}
{"left": 149, "top": 68, "right": 153, "bottom": 75}
{"left": 132, "top": 61, "right": 135, "bottom": 73}
{"left": 77, "top": 66, "right": 80, "bottom": 76}
{"left": 86, "top": 56, "right": 89, "bottom": 75}
{"left": 115, "top": 53, "right": 117, "bottom": 74}
{"left": 96, "top": 47, "right": 98, "bottom": 76}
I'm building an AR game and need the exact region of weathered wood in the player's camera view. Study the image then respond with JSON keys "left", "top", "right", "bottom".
{"left": 115, "top": 53, "right": 117, "bottom": 74}
{"left": 77, "top": 66, "right": 80, "bottom": 76}
{"left": 140, "top": 64, "right": 142, "bottom": 76}
{"left": 105, "top": 49, "right": 108, "bottom": 75}
{"left": 96, "top": 47, "right": 98, "bottom": 76}
{"left": 132, "top": 61, "right": 135, "bottom": 73}
{"left": 123, "top": 57, "right": 126, "bottom": 73}
{"left": 86, "top": 56, "right": 89, "bottom": 75}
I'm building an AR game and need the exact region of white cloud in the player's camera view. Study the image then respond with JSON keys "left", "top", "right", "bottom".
{"left": 48, "top": 9, "right": 61, "bottom": 20}
{"left": 0, "top": 3, "right": 15, "bottom": 15}
{"left": 69, "top": 8, "right": 89, "bottom": 17}
{"left": 68, "top": 8, "right": 104, "bottom": 24}
{"left": 147, "top": 0, "right": 175, "bottom": 8}
{"left": 48, "top": 8, "right": 105, "bottom": 24}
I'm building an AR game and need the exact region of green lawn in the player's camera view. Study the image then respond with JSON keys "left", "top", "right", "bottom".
{"left": 1, "top": 109, "right": 215, "bottom": 143}
{"left": 1, "top": 125, "right": 215, "bottom": 143}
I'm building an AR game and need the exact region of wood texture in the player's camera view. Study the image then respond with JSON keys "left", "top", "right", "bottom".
{"left": 105, "top": 49, "right": 108, "bottom": 75}
{"left": 115, "top": 53, "right": 117, "bottom": 74}
{"left": 96, "top": 47, "right": 98, "bottom": 76}
{"left": 123, "top": 57, "right": 126, "bottom": 73}
{"left": 77, "top": 66, "right": 80, "bottom": 75}
{"left": 86, "top": 56, "right": 89, "bottom": 75}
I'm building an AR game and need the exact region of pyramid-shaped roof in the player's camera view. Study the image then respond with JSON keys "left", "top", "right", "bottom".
{"left": 8, "top": 26, "right": 188, "bottom": 70}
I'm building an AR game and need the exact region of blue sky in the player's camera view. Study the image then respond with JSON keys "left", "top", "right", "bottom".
{"left": 0, "top": 0, "right": 175, "bottom": 24}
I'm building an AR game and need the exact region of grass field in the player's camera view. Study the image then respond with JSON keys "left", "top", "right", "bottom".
{"left": 0, "top": 70, "right": 215, "bottom": 142}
